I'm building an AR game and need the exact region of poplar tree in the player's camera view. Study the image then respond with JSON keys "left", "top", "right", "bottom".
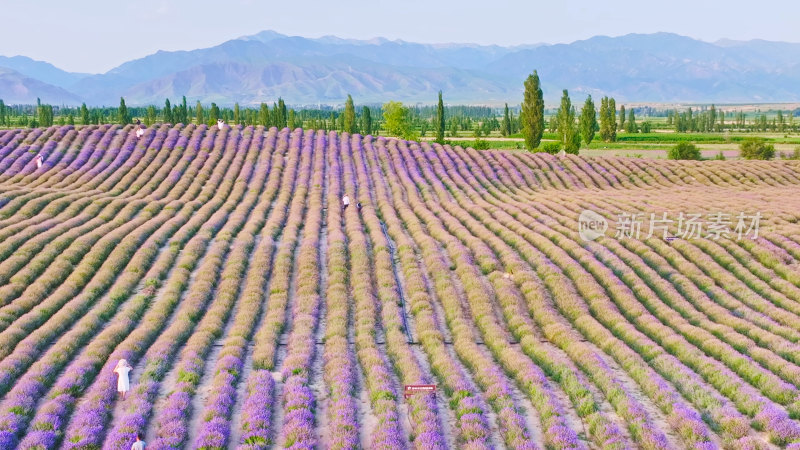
{"left": 609, "top": 98, "right": 617, "bottom": 138}
{"left": 361, "top": 106, "right": 372, "bottom": 135}
{"left": 181, "top": 96, "right": 188, "bottom": 123}
{"left": 343, "top": 94, "right": 357, "bottom": 133}
{"left": 0, "top": 99, "right": 5, "bottom": 126}
{"left": 579, "top": 95, "right": 597, "bottom": 146}
{"left": 619, "top": 104, "right": 626, "bottom": 130}
{"left": 436, "top": 90, "right": 445, "bottom": 143}
{"left": 625, "top": 109, "right": 637, "bottom": 133}
{"left": 277, "top": 98, "right": 287, "bottom": 128}
{"left": 77, "top": 103, "right": 87, "bottom": 125}
{"left": 288, "top": 109, "right": 295, "bottom": 129}
{"left": 520, "top": 70, "right": 544, "bottom": 150}
{"left": 271, "top": 102, "right": 279, "bottom": 127}
{"left": 209, "top": 102, "right": 220, "bottom": 125}
{"left": 38, "top": 99, "right": 53, "bottom": 127}
{"left": 556, "top": 89, "right": 580, "bottom": 153}
{"left": 118, "top": 97, "right": 130, "bottom": 124}
{"left": 259, "top": 103, "right": 269, "bottom": 127}
{"left": 510, "top": 110, "right": 518, "bottom": 134}
{"left": 164, "top": 99, "right": 173, "bottom": 123}
{"left": 709, "top": 104, "right": 717, "bottom": 131}
{"left": 234, "top": 103, "right": 240, "bottom": 125}
{"left": 599, "top": 96, "right": 617, "bottom": 142}
{"left": 195, "top": 101, "right": 204, "bottom": 124}
{"left": 145, "top": 106, "right": 157, "bottom": 126}
{"left": 501, "top": 103, "right": 511, "bottom": 137}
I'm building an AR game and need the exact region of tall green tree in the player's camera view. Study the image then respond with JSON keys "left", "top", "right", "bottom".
{"left": 37, "top": 100, "right": 54, "bottom": 127}
{"left": 382, "top": 101, "right": 416, "bottom": 140}
{"left": 520, "top": 71, "right": 545, "bottom": 150}
{"left": 145, "top": 106, "right": 157, "bottom": 126}
{"left": 269, "top": 102, "right": 277, "bottom": 127}
{"left": 361, "top": 106, "right": 372, "bottom": 135}
{"left": 556, "top": 89, "right": 580, "bottom": 154}
{"left": 234, "top": 103, "right": 240, "bottom": 125}
{"left": 436, "top": 90, "right": 445, "bottom": 144}
{"left": 510, "top": 110, "right": 518, "bottom": 134}
{"left": 618, "top": 104, "right": 626, "bottom": 130}
{"left": 209, "top": 102, "right": 220, "bottom": 125}
{"left": 579, "top": 95, "right": 597, "bottom": 146}
{"left": 709, "top": 104, "right": 717, "bottom": 131}
{"left": 80, "top": 103, "right": 89, "bottom": 125}
{"left": 599, "top": 96, "right": 617, "bottom": 142}
{"left": 277, "top": 98, "right": 287, "bottom": 128}
{"left": 625, "top": 108, "right": 637, "bottom": 133}
{"left": 181, "top": 96, "right": 188, "bottom": 123}
{"left": 195, "top": 101, "right": 204, "bottom": 124}
{"left": 343, "top": 94, "right": 357, "bottom": 133}
{"left": 164, "top": 99, "right": 173, "bottom": 123}
{"left": 609, "top": 98, "right": 616, "bottom": 135}
{"left": 501, "top": 103, "right": 511, "bottom": 137}
{"left": 288, "top": 109, "right": 296, "bottom": 129}
{"left": 259, "top": 103, "right": 269, "bottom": 127}
{"left": 0, "top": 99, "right": 5, "bottom": 126}
{"left": 118, "top": 97, "right": 130, "bottom": 124}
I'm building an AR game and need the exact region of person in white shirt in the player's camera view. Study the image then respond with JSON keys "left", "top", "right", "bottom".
{"left": 342, "top": 195, "right": 350, "bottom": 210}
{"left": 131, "top": 433, "right": 145, "bottom": 450}
{"left": 135, "top": 126, "right": 145, "bottom": 139}
{"left": 217, "top": 119, "right": 226, "bottom": 129}
{"left": 35, "top": 154, "right": 44, "bottom": 169}
{"left": 114, "top": 359, "right": 132, "bottom": 399}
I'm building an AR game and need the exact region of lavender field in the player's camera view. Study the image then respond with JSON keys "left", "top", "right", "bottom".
{"left": 1, "top": 124, "right": 800, "bottom": 449}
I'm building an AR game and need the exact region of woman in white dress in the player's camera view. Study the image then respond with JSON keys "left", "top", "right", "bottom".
{"left": 114, "top": 359, "right": 132, "bottom": 399}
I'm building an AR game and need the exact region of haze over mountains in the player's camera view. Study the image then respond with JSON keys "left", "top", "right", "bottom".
{"left": 3, "top": 31, "right": 800, "bottom": 106}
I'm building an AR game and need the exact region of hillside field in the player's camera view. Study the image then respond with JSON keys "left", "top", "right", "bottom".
{"left": 0, "top": 125, "right": 800, "bottom": 449}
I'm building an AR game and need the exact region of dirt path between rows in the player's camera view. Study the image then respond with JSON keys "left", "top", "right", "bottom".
{"left": 311, "top": 167, "right": 331, "bottom": 447}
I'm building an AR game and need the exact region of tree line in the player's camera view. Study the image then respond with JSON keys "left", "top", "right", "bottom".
{"left": 519, "top": 72, "right": 613, "bottom": 154}
{"left": 2, "top": 93, "right": 798, "bottom": 144}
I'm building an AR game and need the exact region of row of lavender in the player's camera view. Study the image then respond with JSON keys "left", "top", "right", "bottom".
{"left": 0, "top": 124, "right": 798, "bottom": 448}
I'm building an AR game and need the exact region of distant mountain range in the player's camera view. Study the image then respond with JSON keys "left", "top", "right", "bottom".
{"left": 3, "top": 31, "right": 800, "bottom": 106}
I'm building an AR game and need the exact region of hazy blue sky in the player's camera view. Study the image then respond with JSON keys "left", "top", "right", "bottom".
{"left": 2, "top": 0, "right": 798, "bottom": 73}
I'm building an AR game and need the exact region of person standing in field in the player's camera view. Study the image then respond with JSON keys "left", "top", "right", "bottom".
{"left": 35, "top": 154, "right": 43, "bottom": 169}
{"left": 342, "top": 194, "right": 350, "bottom": 210}
{"left": 131, "top": 433, "right": 146, "bottom": 450}
{"left": 114, "top": 359, "right": 132, "bottom": 399}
